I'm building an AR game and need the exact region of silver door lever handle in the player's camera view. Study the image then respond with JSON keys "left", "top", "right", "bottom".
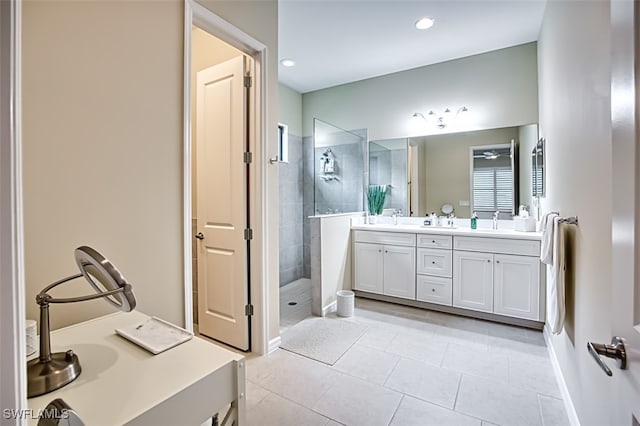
{"left": 195, "top": 232, "right": 204, "bottom": 240}
{"left": 587, "top": 336, "right": 627, "bottom": 376}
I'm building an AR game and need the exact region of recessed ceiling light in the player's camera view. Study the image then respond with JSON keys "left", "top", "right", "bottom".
{"left": 280, "top": 58, "right": 296, "bottom": 67}
{"left": 415, "top": 17, "right": 435, "bottom": 30}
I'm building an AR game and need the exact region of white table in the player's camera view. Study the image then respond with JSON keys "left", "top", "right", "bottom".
{"left": 27, "top": 311, "right": 246, "bottom": 425}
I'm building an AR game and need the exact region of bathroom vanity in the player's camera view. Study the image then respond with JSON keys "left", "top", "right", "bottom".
{"left": 351, "top": 223, "right": 544, "bottom": 328}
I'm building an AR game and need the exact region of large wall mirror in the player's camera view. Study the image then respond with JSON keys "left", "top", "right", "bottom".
{"left": 368, "top": 124, "right": 538, "bottom": 218}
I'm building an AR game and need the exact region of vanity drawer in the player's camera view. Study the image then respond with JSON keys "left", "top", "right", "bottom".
{"left": 417, "top": 275, "right": 452, "bottom": 306}
{"left": 417, "top": 234, "right": 453, "bottom": 249}
{"left": 416, "top": 248, "right": 452, "bottom": 277}
{"left": 353, "top": 230, "right": 416, "bottom": 247}
{"left": 453, "top": 236, "right": 540, "bottom": 257}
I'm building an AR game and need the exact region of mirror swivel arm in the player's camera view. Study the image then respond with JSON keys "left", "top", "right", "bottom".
{"left": 38, "top": 283, "right": 130, "bottom": 305}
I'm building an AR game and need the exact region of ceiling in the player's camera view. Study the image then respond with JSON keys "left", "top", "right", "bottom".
{"left": 278, "top": 0, "right": 547, "bottom": 94}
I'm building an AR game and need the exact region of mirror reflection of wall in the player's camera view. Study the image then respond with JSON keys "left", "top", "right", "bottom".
{"left": 370, "top": 124, "right": 538, "bottom": 218}
{"left": 368, "top": 139, "right": 408, "bottom": 213}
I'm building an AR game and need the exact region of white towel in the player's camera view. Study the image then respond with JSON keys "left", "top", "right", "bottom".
{"left": 547, "top": 216, "right": 567, "bottom": 334}
{"left": 540, "top": 212, "right": 558, "bottom": 265}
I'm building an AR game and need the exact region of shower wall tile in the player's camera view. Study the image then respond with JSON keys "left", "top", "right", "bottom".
{"left": 279, "top": 134, "right": 305, "bottom": 287}
{"left": 303, "top": 136, "right": 314, "bottom": 278}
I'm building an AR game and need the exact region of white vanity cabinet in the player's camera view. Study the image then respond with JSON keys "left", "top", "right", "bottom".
{"left": 452, "top": 250, "right": 494, "bottom": 312}
{"left": 416, "top": 234, "right": 453, "bottom": 306}
{"left": 351, "top": 225, "right": 544, "bottom": 326}
{"left": 453, "top": 236, "right": 542, "bottom": 321}
{"left": 493, "top": 254, "right": 541, "bottom": 320}
{"left": 353, "top": 231, "right": 416, "bottom": 300}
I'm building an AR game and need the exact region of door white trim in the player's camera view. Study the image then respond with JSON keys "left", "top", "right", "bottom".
{"left": 1, "top": 0, "right": 27, "bottom": 421}
{"left": 183, "top": 0, "right": 269, "bottom": 354}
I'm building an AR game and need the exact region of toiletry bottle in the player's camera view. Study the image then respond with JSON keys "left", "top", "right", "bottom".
{"left": 471, "top": 212, "right": 478, "bottom": 230}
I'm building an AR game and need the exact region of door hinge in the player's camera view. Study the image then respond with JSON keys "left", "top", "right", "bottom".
{"left": 243, "top": 152, "right": 253, "bottom": 164}
{"left": 245, "top": 304, "right": 254, "bottom": 316}
{"left": 244, "top": 228, "right": 253, "bottom": 240}
{"left": 244, "top": 76, "right": 253, "bottom": 88}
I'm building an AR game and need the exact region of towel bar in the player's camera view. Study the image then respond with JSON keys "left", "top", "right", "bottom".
{"left": 548, "top": 212, "right": 578, "bottom": 225}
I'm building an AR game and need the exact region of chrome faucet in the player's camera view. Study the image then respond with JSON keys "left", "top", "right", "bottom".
{"left": 493, "top": 211, "right": 500, "bottom": 230}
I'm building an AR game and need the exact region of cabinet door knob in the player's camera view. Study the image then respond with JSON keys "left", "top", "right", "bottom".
{"left": 385, "top": 250, "right": 388, "bottom": 253}
{"left": 432, "top": 261, "right": 436, "bottom": 264}
{"left": 378, "top": 249, "right": 382, "bottom": 253}
{"left": 487, "top": 259, "right": 491, "bottom": 263}
{"left": 432, "top": 240, "right": 436, "bottom": 243}
{"left": 496, "top": 260, "right": 500, "bottom": 263}
{"left": 431, "top": 288, "right": 436, "bottom": 292}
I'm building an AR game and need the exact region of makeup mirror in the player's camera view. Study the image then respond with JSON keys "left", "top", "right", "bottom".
{"left": 27, "top": 246, "right": 136, "bottom": 398}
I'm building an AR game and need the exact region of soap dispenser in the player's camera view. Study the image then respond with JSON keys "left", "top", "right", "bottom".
{"left": 430, "top": 212, "right": 438, "bottom": 227}
{"left": 471, "top": 212, "right": 478, "bottom": 230}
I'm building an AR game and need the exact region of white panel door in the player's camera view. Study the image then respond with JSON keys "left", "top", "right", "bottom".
{"left": 610, "top": 1, "right": 640, "bottom": 422}
{"left": 353, "top": 242, "right": 384, "bottom": 294}
{"left": 383, "top": 245, "right": 416, "bottom": 300}
{"left": 493, "top": 254, "right": 540, "bottom": 320}
{"left": 453, "top": 250, "right": 494, "bottom": 313}
{"left": 196, "top": 56, "right": 250, "bottom": 351}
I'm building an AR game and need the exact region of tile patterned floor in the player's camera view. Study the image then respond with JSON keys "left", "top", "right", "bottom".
{"left": 247, "top": 290, "right": 570, "bottom": 426}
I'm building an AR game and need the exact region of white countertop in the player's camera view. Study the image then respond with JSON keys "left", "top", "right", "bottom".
{"left": 351, "top": 223, "right": 542, "bottom": 241}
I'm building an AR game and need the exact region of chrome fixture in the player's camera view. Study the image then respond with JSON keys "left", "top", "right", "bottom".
{"left": 493, "top": 210, "right": 500, "bottom": 230}
{"left": 412, "top": 106, "right": 468, "bottom": 130}
{"left": 588, "top": 337, "right": 627, "bottom": 376}
{"left": 27, "top": 246, "right": 136, "bottom": 398}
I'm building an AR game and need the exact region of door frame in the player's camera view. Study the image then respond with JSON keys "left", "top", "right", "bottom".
{"left": 183, "top": 0, "right": 269, "bottom": 354}
{"left": 1, "top": 0, "right": 27, "bottom": 419}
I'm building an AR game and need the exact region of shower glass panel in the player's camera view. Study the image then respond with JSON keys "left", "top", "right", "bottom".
{"left": 369, "top": 138, "right": 408, "bottom": 214}
{"left": 313, "top": 118, "right": 366, "bottom": 214}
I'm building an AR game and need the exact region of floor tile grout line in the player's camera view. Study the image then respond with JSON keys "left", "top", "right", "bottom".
{"left": 452, "top": 372, "right": 464, "bottom": 412}
{"left": 536, "top": 393, "right": 546, "bottom": 426}
{"left": 386, "top": 393, "right": 407, "bottom": 426}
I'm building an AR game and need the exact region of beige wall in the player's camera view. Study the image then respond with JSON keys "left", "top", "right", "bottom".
{"left": 278, "top": 83, "right": 302, "bottom": 137}
{"left": 415, "top": 127, "right": 519, "bottom": 218}
{"left": 23, "top": 0, "right": 185, "bottom": 329}
{"left": 22, "top": 0, "right": 279, "bottom": 346}
{"left": 302, "top": 43, "right": 538, "bottom": 140}
{"left": 538, "top": 0, "right": 613, "bottom": 423}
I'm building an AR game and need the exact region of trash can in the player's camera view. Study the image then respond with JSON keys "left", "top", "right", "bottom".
{"left": 336, "top": 290, "right": 355, "bottom": 317}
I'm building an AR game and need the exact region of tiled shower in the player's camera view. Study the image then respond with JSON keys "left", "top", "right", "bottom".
{"left": 278, "top": 119, "right": 367, "bottom": 288}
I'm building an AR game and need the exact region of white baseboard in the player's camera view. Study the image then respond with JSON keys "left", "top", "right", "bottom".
{"left": 543, "top": 325, "right": 580, "bottom": 426}
{"left": 267, "top": 336, "right": 281, "bottom": 354}
{"left": 322, "top": 301, "right": 337, "bottom": 316}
